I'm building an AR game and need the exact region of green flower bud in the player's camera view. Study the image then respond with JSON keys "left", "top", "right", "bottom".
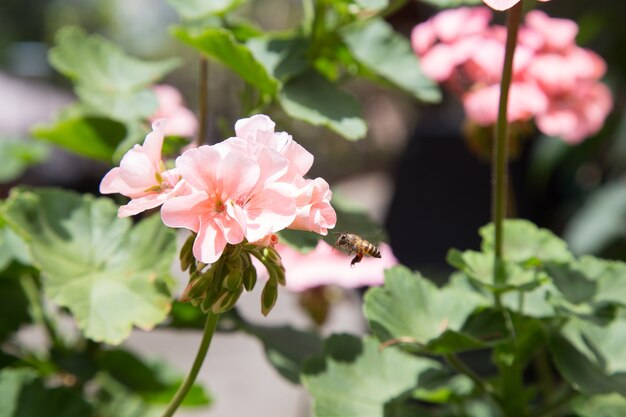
{"left": 242, "top": 266, "right": 257, "bottom": 292}
{"left": 223, "top": 269, "right": 243, "bottom": 291}
{"left": 212, "top": 287, "right": 243, "bottom": 313}
{"left": 261, "top": 281, "right": 278, "bottom": 316}
{"left": 179, "top": 233, "right": 196, "bottom": 272}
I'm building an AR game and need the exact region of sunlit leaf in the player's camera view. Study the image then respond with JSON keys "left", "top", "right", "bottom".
{"left": 246, "top": 35, "right": 309, "bottom": 81}
{"left": 33, "top": 116, "right": 127, "bottom": 162}
{"left": 573, "top": 393, "right": 626, "bottom": 417}
{"left": 49, "top": 26, "right": 179, "bottom": 121}
{"left": 171, "top": 26, "right": 277, "bottom": 96}
{"left": 480, "top": 220, "right": 573, "bottom": 263}
{"left": 2, "top": 188, "right": 176, "bottom": 344}
{"left": 364, "top": 266, "right": 487, "bottom": 353}
{"left": 302, "top": 334, "right": 440, "bottom": 417}
{"left": 280, "top": 70, "right": 367, "bottom": 140}
{"left": 342, "top": 19, "right": 441, "bottom": 103}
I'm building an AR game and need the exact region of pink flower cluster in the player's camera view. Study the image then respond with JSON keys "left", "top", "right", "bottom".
{"left": 149, "top": 84, "right": 198, "bottom": 137}
{"left": 412, "top": 8, "right": 612, "bottom": 143}
{"left": 482, "top": 0, "right": 549, "bottom": 11}
{"left": 100, "top": 115, "right": 337, "bottom": 264}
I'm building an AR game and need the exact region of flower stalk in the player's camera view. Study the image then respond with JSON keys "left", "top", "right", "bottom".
{"left": 196, "top": 57, "right": 209, "bottom": 147}
{"left": 161, "top": 312, "right": 220, "bottom": 417}
{"left": 492, "top": 1, "right": 524, "bottom": 286}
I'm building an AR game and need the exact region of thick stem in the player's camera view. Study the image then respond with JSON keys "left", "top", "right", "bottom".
{"left": 161, "top": 312, "right": 220, "bottom": 417}
{"left": 492, "top": 1, "right": 524, "bottom": 285}
{"left": 195, "top": 57, "right": 209, "bottom": 147}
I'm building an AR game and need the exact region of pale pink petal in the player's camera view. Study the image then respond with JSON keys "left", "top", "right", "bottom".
{"left": 275, "top": 241, "right": 399, "bottom": 292}
{"left": 432, "top": 7, "right": 492, "bottom": 42}
{"left": 482, "top": 0, "right": 521, "bottom": 11}
{"left": 411, "top": 21, "right": 436, "bottom": 55}
{"left": 243, "top": 183, "right": 297, "bottom": 242}
{"left": 152, "top": 85, "right": 183, "bottom": 113}
{"left": 420, "top": 44, "right": 458, "bottom": 82}
{"left": 289, "top": 178, "right": 336, "bottom": 235}
{"left": 150, "top": 85, "right": 198, "bottom": 137}
{"left": 271, "top": 132, "right": 314, "bottom": 177}
{"left": 118, "top": 193, "right": 170, "bottom": 217}
{"left": 142, "top": 119, "right": 166, "bottom": 167}
{"left": 116, "top": 147, "right": 159, "bottom": 196}
{"left": 164, "top": 107, "right": 198, "bottom": 137}
{"left": 217, "top": 151, "right": 260, "bottom": 197}
{"left": 100, "top": 167, "right": 124, "bottom": 194}
{"left": 193, "top": 218, "right": 227, "bottom": 264}
{"left": 524, "top": 10, "right": 577, "bottom": 52}
{"left": 176, "top": 146, "right": 221, "bottom": 191}
{"left": 234, "top": 114, "right": 275, "bottom": 142}
{"left": 161, "top": 191, "right": 209, "bottom": 232}
{"left": 213, "top": 211, "right": 246, "bottom": 245}
{"left": 253, "top": 147, "right": 289, "bottom": 191}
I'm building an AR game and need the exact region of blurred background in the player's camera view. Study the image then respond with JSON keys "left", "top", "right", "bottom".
{"left": 1, "top": 0, "right": 626, "bottom": 415}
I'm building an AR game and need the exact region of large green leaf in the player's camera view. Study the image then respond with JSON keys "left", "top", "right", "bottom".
{"left": 280, "top": 70, "right": 367, "bottom": 140}
{"left": 342, "top": 19, "right": 441, "bottom": 103}
{"left": 2, "top": 188, "right": 176, "bottom": 345}
{"left": 0, "top": 140, "right": 50, "bottom": 183}
{"left": 364, "top": 266, "right": 487, "bottom": 353}
{"left": 480, "top": 220, "right": 573, "bottom": 264}
{"left": 49, "top": 27, "right": 179, "bottom": 121}
{"left": 166, "top": 0, "right": 241, "bottom": 19}
{"left": 0, "top": 221, "right": 31, "bottom": 270}
{"left": 564, "top": 181, "right": 626, "bottom": 255}
{"left": 33, "top": 116, "right": 127, "bottom": 162}
{"left": 302, "top": 334, "right": 440, "bottom": 417}
{"left": 246, "top": 35, "right": 309, "bottom": 81}
{"left": 171, "top": 26, "right": 278, "bottom": 96}
{"left": 573, "top": 393, "right": 626, "bottom": 417}
{"left": 0, "top": 368, "right": 93, "bottom": 417}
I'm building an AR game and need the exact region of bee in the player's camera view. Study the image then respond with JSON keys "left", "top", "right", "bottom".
{"left": 334, "top": 232, "right": 381, "bottom": 267}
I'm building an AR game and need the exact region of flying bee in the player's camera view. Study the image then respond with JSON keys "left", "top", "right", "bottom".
{"left": 334, "top": 232, "right": 381, "bottom": 267}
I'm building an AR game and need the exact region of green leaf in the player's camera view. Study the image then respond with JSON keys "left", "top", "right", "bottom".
{"left": 573, "top": 393, "right": 626, "bottom": 417}
{"left": 171, "top": 26, "right": 277, "bottom": 96}
{"left": 302, "top": 334, "right": 440, "bottom": 417}
{"left": 240, "top": 321, "right": 324, "bottom": 384}
{"left": 246, "top": 35, "right": 309, "bottom": 81}
{"left": 448, "top": 249, "right": 546, "bottom": 292}
{"left": 2, "top": 188, "right": 175, "bottom": 344}
{"left": 166, "top": 0, "right": 242, "bottom": 19}
{"left": 279, "top": 70, "right": 367, "bottom": 140}
{"left": 342, "top": 19, "right": 441, "bottom": 103}
{"left": 564, "top": 181, "right": 626, "bottom": 255}
{"left": 0, "top": 222, "right": 31, "bottom": 269}
{"left": 49, "top": 27, "right": 179, "bottom": 121}
{"left": 364, "top": 266, "right": 487, "bottom": 353}
{"left": 0, "top": 140, "right": 50, "bottom": 183}
{"left": 0, "top": 368, "right": 93, "bottom": 417}
{"left": 480, "top": 219, "right": 573, "bottom": 264}
{"left": 33, "top": 116, "right": 127, "bottom": 162}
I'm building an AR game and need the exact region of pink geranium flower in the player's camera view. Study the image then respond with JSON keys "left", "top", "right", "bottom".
{"left": 482, "top": 0, "right": 549, "bottom": 11}
{"left": 100, "top": 119, "right": 183, "bottom": 217}
{"left": 149, "top": 84, "right": 198, "bottom": 137}
{"left": 275, "top": 240, "right": 398, "bottom": 292}
{"left": 290, "top": 177, "right": 337, "bottom": 236}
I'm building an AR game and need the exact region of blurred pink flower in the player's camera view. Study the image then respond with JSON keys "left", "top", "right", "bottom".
{"left": 275, "top": 240, "right": 398, "bottom": 292}
{"left": 290, "top": 177, "right": 337, "bottom": 236}
{"left": 412, "top": 7, "right": 612, "bottom": 143}
{"left": 150, "top": 84, "right": 198, "bottom": 137}
{"left": 482, "top": 0, "right": 549, "bottom": 11}
{"left": 100, "top": 119, "right": 183, "bottom": 217}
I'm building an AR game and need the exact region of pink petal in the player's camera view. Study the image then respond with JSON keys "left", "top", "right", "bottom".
{"left": 432, "top": 7, "right": 492, "bottom": 42}
{"left": 420, "top": 44, "right": 457, "bottom": 82}
{"left": 117, "top": 193, "right": 169, "bottom": 217}
{"left": 152, "top": 85, "right": 183, "bottom": 113}
{"left": 524, "top": 10, "right": 577, "bottom": 52}
{"left": 411, "top": 21, "right": 436, "bottom": 56}
{"left": 234, "top": 114, "right": 275, "bottom": 142}
{"left": 243, "top": 183, "right": 297, "bottom": 242}
{"left": 216, "top": 151, "right": 260, "bottom": 197}
{"left": 213, "top": 210, "right": 246, "bottom": 245}
{"left": 142, "top": 119, "right": 166, "bottom": 168}
{"left": 176, "top": 146, "right": 221, "bottom": 191}
{"left": 160, "top": 191, "right": 208, "bottom": 232}
{"left": 482, "top": 0, "right": 521, "bottom": 11}
{"left": 193, "top": 218, "right": 228, "bottom": 264}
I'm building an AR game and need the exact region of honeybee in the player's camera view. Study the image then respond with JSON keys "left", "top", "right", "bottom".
{"left": 334, "top": 232, "right": 381, "bottom": 267}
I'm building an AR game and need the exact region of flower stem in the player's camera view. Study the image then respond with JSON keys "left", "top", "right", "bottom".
{"left": 196, "top": 57, "right": 209, "bottom": 147}
{"left": 492, "top": 1, "right": 523, "bottom": 285}
{"left": 161, "top": 312, "right": 220, "bottom": 417}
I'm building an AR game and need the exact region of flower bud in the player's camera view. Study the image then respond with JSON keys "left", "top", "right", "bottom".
{"left": 261, "top": 280, "right": 278, "bottom": 316}
{"left": 223, "top": 269, "right": 243, "bottom": 291}
{"left": 179, "top": 233, "right": 196, "bottom": 272}
{"left": 212, "top": 287, "right": 243, "bottom": 313}
{"left": 242, "top": 265, "right": 257, "bottom": 291}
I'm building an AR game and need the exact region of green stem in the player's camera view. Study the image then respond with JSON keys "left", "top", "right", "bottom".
{"left": 492, "top": 1, "right": 524, "bottom": 285}
{"left": 444, "top": 353, "right": 495, "bottom": 398}
{"left": 196, "top": 57, "right": 209, "bottom": 147}
{"left": 161, "top": 312, "right": 220, "bottom": 417}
